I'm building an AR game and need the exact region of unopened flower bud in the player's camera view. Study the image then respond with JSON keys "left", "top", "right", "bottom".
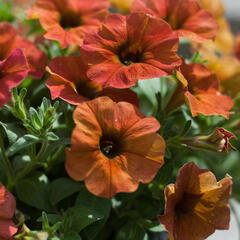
{"left": 181, "top": 127, "right": 237, "bottom": 153}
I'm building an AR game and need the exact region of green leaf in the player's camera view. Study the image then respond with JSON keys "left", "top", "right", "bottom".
{"left": 115, "top": 223, "right": 147, "bottom": 240}
{"left": 6, "top": 134, "right": 41, "bottom": 156}
{"left": 64, "top": 232, "right": 82, "bottom": 240}
{"left": 46, "top": 132, "right": 59, "bottom": 141}
{"left": 48, "top": 178, "right": 82, "bottom": 205}
{"left": 75, "top": 187, "right": 111, "bottom": 239}
{"left": 15, "top": 174, "right": 53, "bottom": 211}
{"left": 0, "top": 122, "right": 24, "bottom": 145}
{"left": 64, "top": 206, "right": 103, "bottom": 233}
{"left": 29, "top": 107, "right": 43, "bottom": 130}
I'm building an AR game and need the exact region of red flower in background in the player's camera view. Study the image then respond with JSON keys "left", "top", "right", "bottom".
{"left": 46, "top": 56, "right": 139, "bottom": 106}
{"left": 81, "top": 13, "right": 181, "bottom": 88}
{"left": 167, "top": 61, "right": 233, "bottom": 119}
{"left": 0, "top": 49, "right": 29, "bottom": 107}
{"left": 131, "top": 0, "right": 219, "bottom": 42}
{"left": 65, "top": 96, "right": 165, "bottom": 198}
{"left": 159, "top": 162, "right": 232, "bottom": 240}
{"left": 27, "top": 0, "right": 110, "bottom": 48}
{"left": 0, "top": 183, "right": 17, "bottom": 239}
{"left": 0, "top": 22, "right": 47, "bottom": 79}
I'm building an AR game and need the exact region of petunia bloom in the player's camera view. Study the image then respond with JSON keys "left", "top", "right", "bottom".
{"left": 0, "top": 49, "right": 29, "bottom": 107}
{"left": 26, "top": 0, "right": 110, "bottom": 48}
{"left": 0, "top": 183, "right": 17, "bottom": 239}
{"left": 80, "top": 13, "right": 181, "bottom": 88}
{"left": 65, "top": 96, "right": 165, "bottom": 198}
{"left": 166, "top": 61, "right": 233, "bottom": 119}
{"left": 159, "top": 162, "right": 232, "bottom": 240}
{"left": 0, "top": 22, "right": 47, "bottom": 79}
{"left": 181, "top": 127, "right": 237, "bottom": 154}
{"left": 46, "top": 56, "right": 139, "bottom": 106}
{"left": 131, "top": 0, "right": 219, "bottom": 42}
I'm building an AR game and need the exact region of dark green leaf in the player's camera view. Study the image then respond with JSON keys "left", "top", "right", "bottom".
{"left": 76, "top": 187, "right": 111, "bottom": 239}
{"left": 15, "top": 174, "right": 53, "bottom": 211}
{"left": 48, "top": 178, "right": 82, "bottom": 205}
{"left": 64, "top": 206, "right": 103, "bottom": 233}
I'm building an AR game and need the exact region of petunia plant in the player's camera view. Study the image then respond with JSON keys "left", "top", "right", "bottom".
{"left": 0, "top": 0, "right": 239, "bottom": 240}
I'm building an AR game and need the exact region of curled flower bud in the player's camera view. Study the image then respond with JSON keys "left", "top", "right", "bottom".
{"left": 181, "top": 127, "right": 237, "bottom": 154}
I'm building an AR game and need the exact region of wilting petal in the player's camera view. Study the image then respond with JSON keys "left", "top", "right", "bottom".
{"left": 185, "top": 91, "right": 233, "bottom": 119}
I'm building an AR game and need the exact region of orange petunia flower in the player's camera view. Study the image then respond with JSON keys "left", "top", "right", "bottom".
{"left": 131, "top": 0, "right": 219, "bottom": 42}
{"left": 0, "top": 49, "right": 29, "bottom": 107}
{"left": 46, "top": 56, "right": 139, "bottom": 106}
{"left": 65, "top": 96, "right": 165, "bottom": 198}
{"left": 167, "top": 61, "right": 233, "bottom": 118}
{"left": 0, "top": 22, "right": 47, "bottom": 79}
{"left": 80, "top": 12, "right": 181, "bottom": 88}
{"left": 0, "top": 183, "right": 17, "bottom": 239}
{"left": 27, "top": 0, "right": 110, "bottom": 48}
{"left": 159, "top": 162, "right": 232, "bottom": 240}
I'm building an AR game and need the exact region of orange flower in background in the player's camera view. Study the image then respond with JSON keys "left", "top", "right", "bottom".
{"left": 159, "top": 162, "right": 232, "bottom": 240}
{"left": 197, "top": 0, "right": 224, "bottom": 19}
{"left": 0, "top": 49, "right": 29, "bottom": 107}
{"left": 81, "top": 13, "right": 181, "bottom": 88}
{"left": 27, "top": 0, "right": 110, "bottom": 48}
{"left": 65, "top": 96, "right": 165, "bottom": 198}
{"left": 193, "top": 18, "right": 240, "bottom": 97}
{"left": 167, "top": 61, "right": 233, "bottom": 118}
{"left": 131, "top": 0, "right": 219, "bottom": 42}
{"left": 109, "top": 0, "right": 134, "bottom": 14}
{"left": 46, "top": 56, "right": 139, "bottom": 106}
{"left": 0, "top": 22, "right": 47, "bottom": 79}
{"left": 0, "top": 183, "right": 17, "bottom": 239}
{"left": 235, "top": 33, "right": 240, "bottom": 61}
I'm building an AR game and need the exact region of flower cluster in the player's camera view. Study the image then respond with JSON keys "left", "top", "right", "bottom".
{"left": 0, "top": 0, "right": 239, "bottom": 239}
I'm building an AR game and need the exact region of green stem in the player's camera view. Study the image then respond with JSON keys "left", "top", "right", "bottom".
{"left": 0, "top": 136, "right": 15, "bottom": 189}
{"left": 36, "top": 139, "right": 49, "bottom": 162}
{"left": 15, "top": 139, "right": 48, "bottom": 182}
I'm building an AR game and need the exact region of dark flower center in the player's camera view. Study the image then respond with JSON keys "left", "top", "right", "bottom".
{"left": 99, "top": 138, "right": 121, "bottom": 159}
{"left": 175, "top": 193, "right": 201, "bottom": 216}
{"left": 75, "top": 81, "right": 100, "bottom": 100}
{"left": 60, "top": 12, "right": 82, "bottom": 29}
{"left": 118, "top": 42, "right": 143, "bottom": 66}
